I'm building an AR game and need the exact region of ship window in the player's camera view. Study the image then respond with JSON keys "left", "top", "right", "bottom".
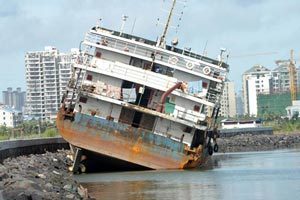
{"left": 183, "top": 126, "right": 192, "bottom": 133}
{"left": 202, "top": 82, "right": 208, "bottom": 88}
{"left": 86, "top": 74, "right": 93, "bottom": 81}
{"left": 194, "top": 105, "right": 200, "bottom": 112}
{"left": 95, "top": 51, "right": 102, "bottom": 58}
{"left": 79, "top": 97, "right": 88, "bottom": 103}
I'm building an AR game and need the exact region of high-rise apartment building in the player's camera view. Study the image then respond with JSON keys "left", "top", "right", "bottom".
{"left": 219, "top": 81, "right": 237, "bottom": 118}
{"left": 2, "top": 87, "right": 26, "bottom": 111}
{"left": 272, "top": 60, "right": 291, "bottom": 93}
{"left": 242, "top": 65, "right": 272, "bottom": 116}
{"left": 25, "top": 46, "right": 78, "bottom": 121}
{"left": 235, "top": 90, "right": 244, "bottom": 116}
{"left": 272, "top": 60, "right": 300, "bottom": 94}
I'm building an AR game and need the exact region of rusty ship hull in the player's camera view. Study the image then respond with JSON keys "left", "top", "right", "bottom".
{"left": 57, "top": 109, "right": 207, "bottom": 170}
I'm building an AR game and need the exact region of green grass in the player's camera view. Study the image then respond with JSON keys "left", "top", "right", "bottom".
{"left": 264, "top": 119, "right": 300, "bottom": 134}
{"left": 0, "top": 127, "right": 60, "bottom": 141}
{"left": 41, "top": 128, "right": 59, "bottom": 138}
{"left": 0, "top": 135, "right": 9, "bottom": 141}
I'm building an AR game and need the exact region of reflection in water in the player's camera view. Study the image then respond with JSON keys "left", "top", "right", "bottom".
{"left": 82, "top": 178, "right": 220, "bottom": 200}
{"left": 83, "top": 181, "right": 157, "bottom": 200}
{"left": 77, "top": 149, "right": 300, "bottom": 200}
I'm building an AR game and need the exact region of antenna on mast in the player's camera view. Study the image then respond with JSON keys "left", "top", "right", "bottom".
{"left": 120, "top": 15, "right": 129, "bottom": 36}
{"left": 131, "top": 17, "right": 137, "bottom": 34}
{"left": 96, "top": 18, "right": 102, "bottom": 29}
{"left": 157, "top": 0, "right": 177, "bottom": 48}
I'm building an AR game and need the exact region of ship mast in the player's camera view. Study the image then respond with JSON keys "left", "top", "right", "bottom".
{"left": 157, "top": 0, "right": 177, "bottom": 48}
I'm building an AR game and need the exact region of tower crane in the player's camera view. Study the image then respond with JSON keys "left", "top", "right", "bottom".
{"left": 289, "top": 49, "right": 297, "bottom": 102}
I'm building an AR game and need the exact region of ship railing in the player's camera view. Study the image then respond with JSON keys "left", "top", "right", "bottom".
{"left": 206, "top": 92, "right": 218, "bottom": 104}
{"left": 80, "top": 81, "right": 208, "bottom": 125}
{"left": 174, "top": 109, "right": 206, "bottom": 124}
{"left": 84, "top": 32, "right": 227, "bottom": 82}
{"left": 80, "top": 66, "right": 217, "bottom": 107}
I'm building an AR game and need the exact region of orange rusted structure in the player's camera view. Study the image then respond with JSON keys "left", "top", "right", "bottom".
{"left": 156, "top": 81, "right": 183, "bottom": 113}
{"left": 57, "top": 108, "right": 208, "bottom": 170}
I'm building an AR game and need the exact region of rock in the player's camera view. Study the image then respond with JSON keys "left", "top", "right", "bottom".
{"left": 66, "top": 193, "right": 75, "bottom": 199}
{"left": 36, "top": 173, "right": 46, "bottom": 179}
{"left": 52, "top": 170, "right": 61, "bottom": 175}
{"left": 218, "top": 133, "right": 300, "bottom": 152}
{"left": 78, "top": 185, "right": 88, "bottom": 199}
{"left": 45, "top": 183, "right": 53, "bottom": 189}
{"left": 2, "top": 179, "right": 44, "bottom": 200}
{"left": 0, "top": 172, "right": 8, "bottom": 181}
{"left": 63, "top": 184, "right": 73, "bottom": 191}
{"left": 0, "top": 150, "right": 94, "bottom": 199}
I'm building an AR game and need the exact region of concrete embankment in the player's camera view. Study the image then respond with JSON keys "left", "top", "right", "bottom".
{"left": 0, "top": 138, "right": 93, "bottom": 200}
{"left": 0, "top": 137, "right": 68, "bottom": 163}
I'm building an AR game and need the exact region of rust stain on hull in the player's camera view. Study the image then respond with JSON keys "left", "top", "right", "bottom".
{"left": 57, "top": 110, "right": 206, "bottom": 170}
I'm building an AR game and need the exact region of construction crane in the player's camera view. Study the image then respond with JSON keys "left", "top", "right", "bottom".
{"left": 289, "top": 49, "right": 297, "bottom": 102}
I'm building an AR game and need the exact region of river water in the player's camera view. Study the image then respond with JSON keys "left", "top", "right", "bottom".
{"left": 76, "top": 149, "right": 300, "bottom": 200}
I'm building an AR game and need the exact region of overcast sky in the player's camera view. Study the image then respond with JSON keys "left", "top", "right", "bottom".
{"left": 0, "top": 0, "right": 299, "bottom": 99}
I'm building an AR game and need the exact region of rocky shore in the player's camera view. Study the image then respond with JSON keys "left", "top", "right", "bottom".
{"left": 218, "top": 133, "right": 300, "bottom": 152}
{"left": 0, "top": 150, "right": 93, "bottom": 200}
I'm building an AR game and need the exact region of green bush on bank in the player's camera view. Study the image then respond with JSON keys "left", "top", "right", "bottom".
{"left": 0, "top": 120, "right": 60, "bottom": 141}
{"left": 265, "top": 119, "right": 300, "bottom": 133}
{"left": 223, "top": 115, "right": 300, "bottom": 134}
{"left": 42, "top": 128, "right": 59, "bottom": 138}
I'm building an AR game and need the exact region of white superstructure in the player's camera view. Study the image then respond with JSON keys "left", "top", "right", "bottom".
{"left": 66, "top": 26, "right": 229, "bottom": 145}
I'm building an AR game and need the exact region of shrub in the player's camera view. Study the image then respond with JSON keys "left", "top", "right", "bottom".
{"left": 43, "top": 128, "right": 58, "bottom": 138}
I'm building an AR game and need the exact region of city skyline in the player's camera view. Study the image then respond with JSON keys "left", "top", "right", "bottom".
{"left": 1, "top": 0, "right": 300, "bottom": 100}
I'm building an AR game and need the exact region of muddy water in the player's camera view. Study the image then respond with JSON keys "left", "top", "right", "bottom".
{"left": 76, "top": 149, "right": 300, "bottom": 200}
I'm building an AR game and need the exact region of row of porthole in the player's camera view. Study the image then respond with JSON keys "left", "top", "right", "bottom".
{"left": 97, "top": 38, "right": 213, "bottom": 76}
{"left": 168, "top": 56, "right": 211, "bottom": 75}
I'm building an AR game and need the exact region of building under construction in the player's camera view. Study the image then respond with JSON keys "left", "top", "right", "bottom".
{"left": 257, "top": 50, "right": 299, "bottom": 118}
{"left": 257, "top": 92, "right": 300, "bottom": 117}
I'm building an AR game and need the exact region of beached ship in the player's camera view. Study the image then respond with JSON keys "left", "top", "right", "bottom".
{"left": 57, "top": 1, "right": 229, "bottom": 172}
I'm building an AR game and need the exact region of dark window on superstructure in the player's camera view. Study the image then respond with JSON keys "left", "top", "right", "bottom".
{"left": 86, "top": 74, "right": 93, "bottom": 81}
{"left": 202, "top": 82, "right": 208, "bottom": 88}
{"left": 95, "top": 52, "right": 102, "bottom": 58}
{"left": 194, "top": 105, "right": 200, "bottom": 112}
{"left": 79, "top": 97, "right": 88, "bottom": 103}
{"left": 183, "top": 126, "right": 192, "bottom": 133}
